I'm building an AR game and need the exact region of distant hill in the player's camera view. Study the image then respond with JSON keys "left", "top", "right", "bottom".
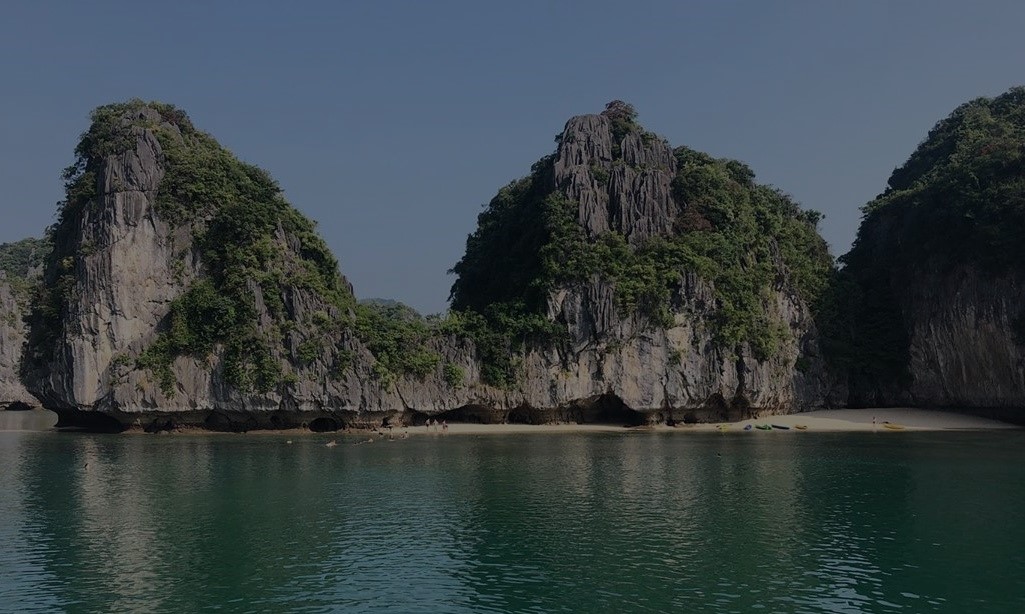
{"left": 0, "top": 236, "right": 50, "bottom": 281}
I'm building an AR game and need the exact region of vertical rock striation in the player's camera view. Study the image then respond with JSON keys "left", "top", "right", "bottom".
{"left": 20, "top": 99, "right": 837, "bottom": 430}
{"left": 448, "top": 101, "right": 837, "bottom": 421}
{"left": 553, "top": 113, "right": 679, "bottom": 242}
{"left": 11, "top": 92, "right": 1025, "bottom": 429}
{"left": 19, "top": 103, "right": 396, "bottom": 428}
{"left": 831, "top": 87, "right": 1025, "bottom": 421}
{"left": 26, "top": 108, "right": 183, "bottom": 410}
{"left": 903, "top": 268, "right": 1025, "bottom": 409}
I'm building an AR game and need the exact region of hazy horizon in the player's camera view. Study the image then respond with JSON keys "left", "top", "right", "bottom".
{"left": 2, "top": 0, "right": 1024, "bottom": 313}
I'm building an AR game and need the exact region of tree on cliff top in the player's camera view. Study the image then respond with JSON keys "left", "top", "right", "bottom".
{"left": 601, "top": 100, "right": 638, "bottom": 122}
{"left": 861, "top": 86, "right": 1025, "bottom": 271}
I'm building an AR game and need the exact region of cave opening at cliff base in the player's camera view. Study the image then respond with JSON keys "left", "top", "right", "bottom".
{"left": 308, "top": 417, "right": 342, "bottom": 432}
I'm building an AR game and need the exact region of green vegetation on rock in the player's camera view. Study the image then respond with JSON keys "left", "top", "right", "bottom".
{"left": 864, "top": 86, "right": 1025, "bottom": 271}
{"left": 28, "top": 100, "right": 430, "bottom": 395}
{"left": 0, "top": 237, "right": 50, "bottom": 281}
{"left": 87, "top": 101, "right": 352, "bottom": 394}
{"left": 438, "top": 305, "right": 557, "bottom": 388}
{"left": 442, "top": 362, "right": 465, "bottom": 388}
{"left": 819, "top": 86, "right": 1025, "bottom": 383}
{"left": 16, "top": 91, "right": 1025, "bottom": 413}
{"left": 0, "top": 237, "right": 50, "bottom": 302}
{"left": 446, "top": 158, "right": 563, "bottom": 386}
{"left": 542, "top": 148, "right": 831, "bottom": 357}
{"left": 352, "top": 301, "right": 441, "bottom": 386}
{"left": 450, "top": 104, "right": 831, "bottom": 370}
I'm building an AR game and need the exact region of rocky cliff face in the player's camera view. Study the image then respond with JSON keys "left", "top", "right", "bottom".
{"left": 0, "top": 274, "right": 37, "bottom": 409}
{"left": 20, "top": 103, "right": 398, "bottom": 429}
{"left": 19, "top": 100, "right": 836, "bottom": 431}
{"left": 840, "top": 262, "right": 1025, "bottom": 421}
{"left": 507, "top": 273, "right": 831, "bottom": 423}
{"left": 24, "top": 108, "right": 184, "bottom": 412}
{"left": 554, "top": 113, "right": 678, "bottom": 242}
{"left": 518, "top": 110, "right": 831, "bottom": 418}
{"left": 445, "top": 101, "right": 837, "bottom": 423}
{"left": 901, "top": 267, "right": 1025, "bottom": 409}
{"left": 12, "top": 95, "right": 1025, "bottom": 430}
{"left": 18, "top": 103, "right": 509, "bottom": 431}
{"left": 831, "top": 87, "right": 1025, "bottom": 420}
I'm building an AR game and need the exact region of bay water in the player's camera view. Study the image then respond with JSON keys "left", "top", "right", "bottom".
{"left": 1, "top": 425, "right": 1023, "bottom": 612}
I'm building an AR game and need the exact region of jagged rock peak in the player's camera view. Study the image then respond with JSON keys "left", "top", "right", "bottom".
{"left": 68, "top": 100, "right": 191, "bottom": 192}
{"left": 22, "top": 99, "right": 360, "bottom": 417}
{"left": 17, "top": 98, "right": 838, "bottom": 432}
{"left": 450, "top": 99, "right": 836, "bottom": 416}
{"left": 553, "top": 100, "right": 678, "bottom": 243}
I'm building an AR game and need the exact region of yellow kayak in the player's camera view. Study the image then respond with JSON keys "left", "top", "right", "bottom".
{"left": 794, "top": 424, "right": 808, "bottom": 431}
{"left": 883, "top": 423, "right": 905, "bottom": 430}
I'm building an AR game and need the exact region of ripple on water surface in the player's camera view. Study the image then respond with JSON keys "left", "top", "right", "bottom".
{"left": 1, "top": 430, "right": 1024, "bottom": 612}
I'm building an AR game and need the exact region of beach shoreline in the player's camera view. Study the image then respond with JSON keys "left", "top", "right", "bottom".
{"left": 146, "top": 407, "right": 1021, "bottom": 437}
{"left": 4, "top": 407, "right": 1018, "bottom": 436}
{"left": 396, "top": 408, "right": 1020, "bottom": 437}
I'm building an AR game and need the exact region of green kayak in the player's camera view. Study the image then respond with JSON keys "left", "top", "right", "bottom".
{"left": 755, "top": 424, "right": 772, "bottom": 430}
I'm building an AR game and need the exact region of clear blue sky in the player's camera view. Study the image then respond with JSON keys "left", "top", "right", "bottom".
{"left": 2, "top": 1, "right": 1023, "bottom": 313}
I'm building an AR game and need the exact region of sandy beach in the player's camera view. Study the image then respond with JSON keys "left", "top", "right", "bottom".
{"left": 2, "top": 407, "right": 1018, "bottom": 435}
{"left": 709, "top": 408, "right": 1018, "bottom": 432}
{"left": 400, "top": 408, "right": 1018, "bottom": 437}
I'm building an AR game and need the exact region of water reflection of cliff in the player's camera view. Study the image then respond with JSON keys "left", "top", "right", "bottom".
{"left": 0, "top": 409, "right": 57, "bottom": 431}
{"left": 450, "top": 433, "right": 912, "bottom": 612}
{"left": 5, "top": 431, "right": 1023, "bottom": 612}
{"left": 13, "top": 436, "right": 348, "bottom": 611}
{"left": 10, "top": 434, "right": 504, "bottom": 612}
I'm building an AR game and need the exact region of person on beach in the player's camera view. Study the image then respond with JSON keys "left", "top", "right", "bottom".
{"left": 442, "top": 420, "right": 448, "bottom": 432}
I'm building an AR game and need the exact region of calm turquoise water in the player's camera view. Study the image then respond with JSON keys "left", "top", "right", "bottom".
{"left": 1, "top": 427, "right": 1023, "bottom": 613}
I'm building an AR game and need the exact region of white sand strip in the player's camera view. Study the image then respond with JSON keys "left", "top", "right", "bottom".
{"left": 397, "top": 408, "right": 1018, "bottom": 437}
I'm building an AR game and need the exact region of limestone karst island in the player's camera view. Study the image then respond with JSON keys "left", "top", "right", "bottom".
{"left": 2, "top": 91, "right": 1024, "bottom": 432}
{"left": 7, "top": 3, "right": 1025, "bottom": 611}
